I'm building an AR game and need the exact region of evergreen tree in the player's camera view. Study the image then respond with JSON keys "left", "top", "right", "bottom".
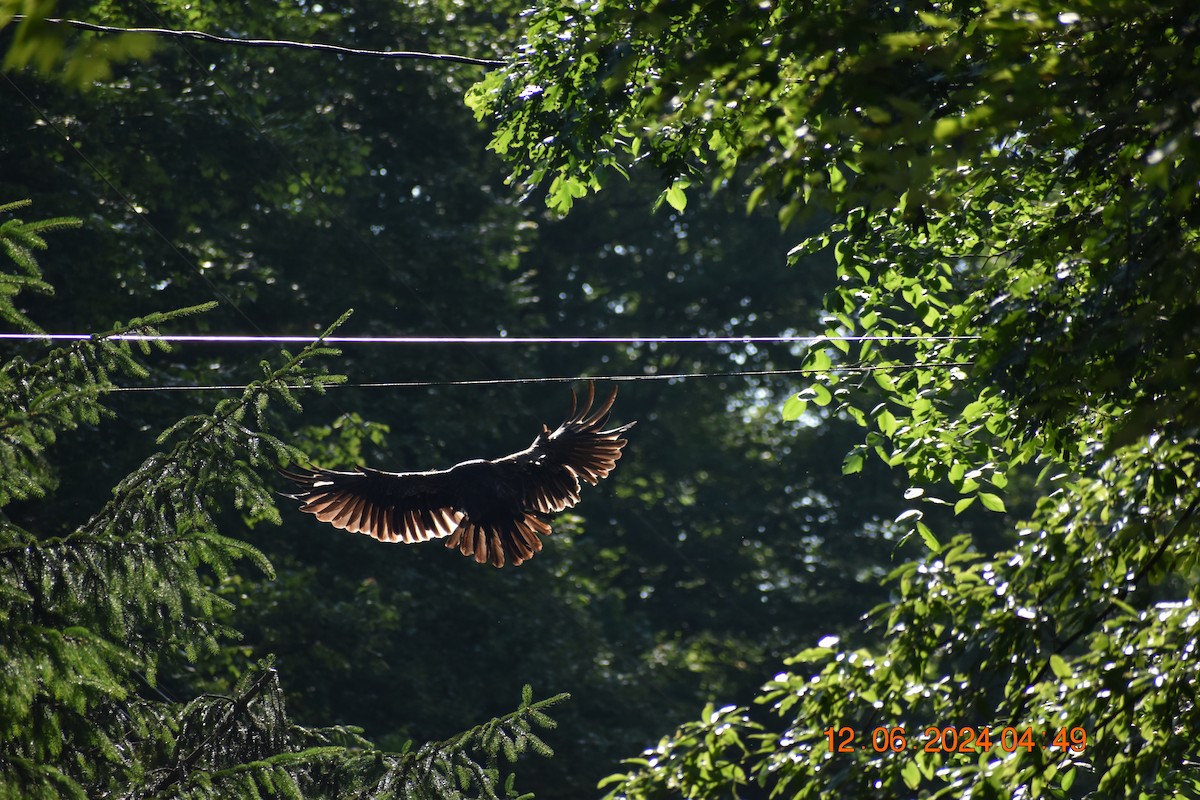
{"left": 0, "top": 201, "right": 562, "bottom": 799}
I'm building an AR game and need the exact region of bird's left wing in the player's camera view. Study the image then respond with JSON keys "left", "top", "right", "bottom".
{"left": 278, "top": 465, "right": 465, "bottom": 544}
{"left": 497, "top": 381, "right": 636, "bottom": 515}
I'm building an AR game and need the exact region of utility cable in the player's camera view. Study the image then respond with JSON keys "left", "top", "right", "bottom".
{"left": 0, "top": 332, "right": 979, "bottom": 345}
{"left": 123, "top": 0, "right": 508, "bottom": 380}
{"left": 9, "top": 16, "right": 507, "bottom": 66}
{"left": 98, "top": 363, "right": 973, "bottom": 393}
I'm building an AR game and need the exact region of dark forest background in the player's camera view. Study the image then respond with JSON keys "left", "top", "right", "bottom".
{"left": 6, "top": 1, "right": 1196, "bottom": 797}
{"left": 0, "top": 3, "right": 933, "bottom": 794}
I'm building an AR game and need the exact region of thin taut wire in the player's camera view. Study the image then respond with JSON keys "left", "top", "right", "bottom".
{"left": 0, "top": 333, "right": 979, "bottom": 345}
{"left": 100, "top": 363, "right": 973, "bottom": 393}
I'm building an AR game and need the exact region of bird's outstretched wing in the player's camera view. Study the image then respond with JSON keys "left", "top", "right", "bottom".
{"left": 279, "top": 382, "right": 635, "bottom": 567}
{"left": 496, "top": 381, "right": 635, "bottom": 515}
{"left": 277, "top": 464, "right": 465, "bottom": 544}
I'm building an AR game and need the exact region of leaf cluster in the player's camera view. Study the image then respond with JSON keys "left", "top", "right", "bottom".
{"left": 478, "top": 0, "right": 1200, "bottom": 797}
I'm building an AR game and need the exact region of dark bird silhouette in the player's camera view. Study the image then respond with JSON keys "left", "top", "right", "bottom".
{"left": 279, "top": 382, "right": 635, "bottom": 567}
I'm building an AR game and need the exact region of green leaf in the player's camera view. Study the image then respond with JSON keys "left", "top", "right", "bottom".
{"left": 665, "top": 180, "right": 689, "bottom": 211}
{"left": 917, "top": 522, "right": 940, "bottom": 552}
{"left": 978, "top": 492, "right": 1006, "bottom": 513}
{"left": 1049, "top": 654, "right": 1072, "bottom": 680}
{"left": 807, "top": 347, "right": 832, "bottom": 372}
{"left": 829, "top": 164, "right": 847, "bottom": 193}
{"left": 961, "top": 400, "right": 987, "bottom": 423}
{"left": 782, "top": 394, "right": 807, "bottom": 421}
{"left": 933, "top": 116, "right": 965, "bottom": 142}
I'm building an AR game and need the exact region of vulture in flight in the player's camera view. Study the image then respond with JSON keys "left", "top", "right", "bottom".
{"left": 279, "top": 382, "right": 634, "bottom": 567}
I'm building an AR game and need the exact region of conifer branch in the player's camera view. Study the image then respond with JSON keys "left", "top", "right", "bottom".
{"left": 0, "top": 200, "right": 79, "bottom": 332}
{"left": 394, "top": 688, "right": 567, "bottom": 799}
{"left": 75, "top": 313, "right": 347, "bottom": 539}
{"left": 146, "top": 666, "right": 280, "bottom": 797}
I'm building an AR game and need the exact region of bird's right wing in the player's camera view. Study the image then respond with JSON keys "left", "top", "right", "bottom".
{"left": 278, "top": 465, "right": 465, "bottom": 544}
{"left": 498, "top": 382, "right": 636, "bottom": 515}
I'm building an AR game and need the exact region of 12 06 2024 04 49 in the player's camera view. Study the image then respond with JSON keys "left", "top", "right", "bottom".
{"left": 824, "top": 725, "right": 1088, "bottom": 754}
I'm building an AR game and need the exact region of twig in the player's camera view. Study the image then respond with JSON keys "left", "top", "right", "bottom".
{"left": 147, "top": 667, "right": 279, "bottom": 797}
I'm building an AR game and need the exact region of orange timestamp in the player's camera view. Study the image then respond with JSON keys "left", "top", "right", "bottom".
{"left": 824, "top": 725, "right": 1088, "bottom": 754}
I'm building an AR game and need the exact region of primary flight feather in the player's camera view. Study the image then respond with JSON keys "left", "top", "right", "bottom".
{"left": 279, "top": 382, "right": 635, "bottom": 567}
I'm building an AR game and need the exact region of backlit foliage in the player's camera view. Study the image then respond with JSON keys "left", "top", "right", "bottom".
{"left": 473, "top": 0, "right": 1200, "bottom": 796}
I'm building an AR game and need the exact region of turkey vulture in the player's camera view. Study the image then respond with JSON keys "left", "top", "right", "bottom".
{"left": 279, "top": 382, "right": 634, "bottom": 567}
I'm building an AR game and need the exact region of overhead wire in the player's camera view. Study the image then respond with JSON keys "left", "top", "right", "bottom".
{"left": 96, "top": 363, "right": 972, "bottom": 393}
{"left": 1, "top": 17, "right": 979, "bottom": 389}
{"left": 10, "top": 16, "right": 508, "bottom": 66}
{"left": 2, "top": 5, "right": 505, "bottom": 383}
{"left": 0, "top": 330, "right": 975, "bottom": 393}
{"left": 122, "top": 0, "right": 513, "bottom": 382}
{"left": 0, "top": 332, "right": 979, "bottom": 344}
{"left": 0, "top": 24, "right": 979, "bottom": 404}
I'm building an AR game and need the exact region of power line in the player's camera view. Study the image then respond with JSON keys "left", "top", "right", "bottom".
{"left": 99, "top": 363, "right": 973, "bottom": 393}
{"left": 0, "top": 332, "right": 979, "bottom": 345}
{"left": 9, "top": 16, "right": 507, "bottom": 67}
{"left": 121, "top": 0, "right": 511, "bottom": 382}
